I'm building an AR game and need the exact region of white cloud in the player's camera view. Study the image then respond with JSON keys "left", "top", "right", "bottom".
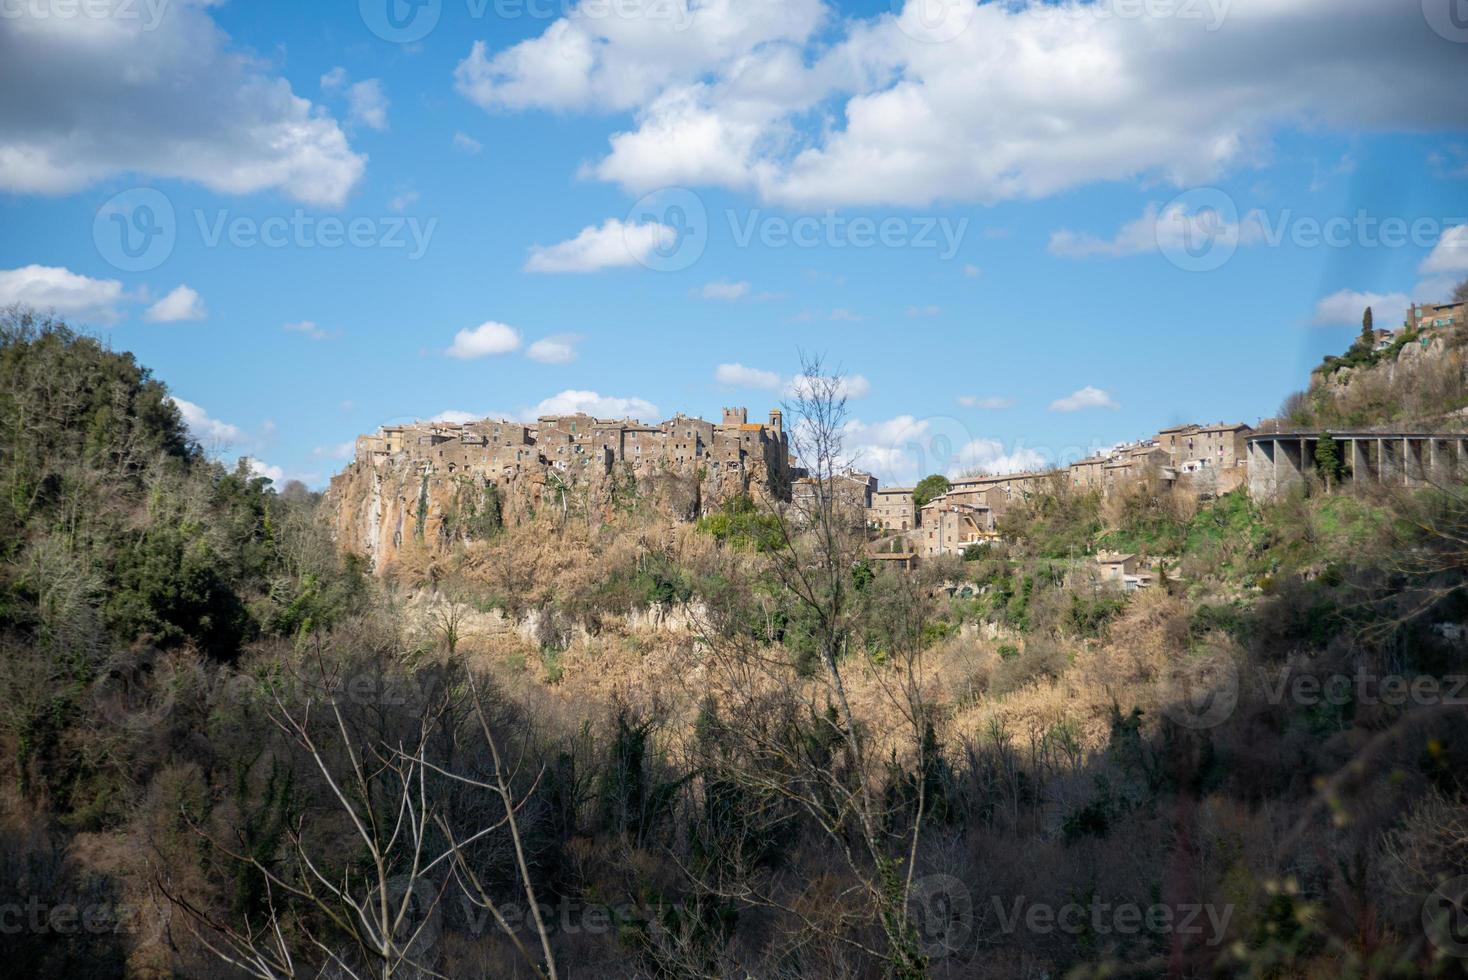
{"left": 715, "top": 362, "right": 782, "bottom": 390}
{"left": 446, "top": 321, "right": 522, "bottom": 359}
{"left": 1312, "top": 289, "right": 1410, "bottom": 329}
{"left": 431, "top": 410, "right": 481, "bottom": 424}
{"left": 244, "top": 457, "right": 284, "bottom": 483}
{"left": 283, "top": 320, "right": 337, "bottom": 340}
{"left": 462, "top": 1, "right": 1468, "bottom": 209}
{"left": 962, "top": 264, "right": 981, "bottom": 278}
{"left": 347, "top": 79, "right": 389, "bottom": 131}
{"left": 836, "top": 414, "right": 1044, "bottom": 485}
{"left": 313, "top": 441, "right": 356, "bottom": 459}
{"left": 321, "top": 66, "right": 348, "bottom": 90}
{"left": 0, "top": 264, "right": 126, "bottom": 322}
{"left": 698, "top": 279, "right": 751, "bottom": 301}
{"left": 0, "top": 1, "right": 364, "bottom": 205}
{"left": 907, "top": 304, "right": 941, "bottom": 318}
{"left": 526, "top": 334, "right": 580, "bottom": 364}
{"left": 532, "top": 390, "right": 659, "bottom": 420}
{"left": 1419, "top": 224, "right": 1468, "bottom": 276}
{"left": 958, "top": 395, "right": 1014, "bottom": 409}
{"left": 1049, "top": 201, "right": 1266, "bottom": 259}
{"left": 452, "top": 131, "right": 483, "bottom": 154}
{"left": 453, "top": 1, "right": 824, "bottom": 113}
{"left": 786, "top": 373, "right": 871, "bottom": 401}
{"left": 828, "top": 308, "right": 862, "bottom": 322}
{"left": 524, "top": 218, "right": 672, "bottom": 273}
{"left": 953, "top": 438, "right": 1049, "bottom": 477}
{"left": 169, "top": 396, "right": 244, "bottom": 445}
{"left": 143, "top": 284, "right": 205, "bottom": 323}
{"left": 1050, "top": 386, "right": 1118, "bottom": 412}
{"left": 389, "top": 189, "right": 419, "bottom": 212}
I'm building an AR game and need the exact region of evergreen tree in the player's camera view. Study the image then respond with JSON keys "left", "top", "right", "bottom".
{"left": 1315, "top": 435, "right": 1343, "bottom": 491}
{"left": 1357, "top": 306, "right": 1375, "bottom": 350}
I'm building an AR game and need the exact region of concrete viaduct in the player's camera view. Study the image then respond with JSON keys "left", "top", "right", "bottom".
{"left": 1247, "top": 431, "right": 1468, "bottom": 499}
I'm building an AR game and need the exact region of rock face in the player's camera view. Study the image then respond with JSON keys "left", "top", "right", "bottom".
{"left": 325, "top": 407, "right": 792, "bottom": 571}
{"left": 1307, "top": 325, "right": 1468, "bottom": 428}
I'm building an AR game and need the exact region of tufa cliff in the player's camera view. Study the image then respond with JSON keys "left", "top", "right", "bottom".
{"left": 325, "top": 406, "right": 792, "bottom": 571}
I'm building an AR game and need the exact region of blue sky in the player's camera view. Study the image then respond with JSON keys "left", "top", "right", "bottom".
{"left": 2, "top": 0, "right": 1467, "bottom": 487}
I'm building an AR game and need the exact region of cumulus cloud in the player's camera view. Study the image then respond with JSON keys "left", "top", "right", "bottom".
{"left": 1312, "top": 289, "right": 1410, "bottom": 329}
{"left": 524, "top": 219, "right": 672, "bottom": 273}
{"left": 0, "top": 264, "right": 126, "bottom": 322}
{"left": 532, "top": 390, "right": 659, "bottom": 420}
{"left": 447, "top": 321, "right": 522, "bottom": 359}
{"left": 168, "top": 396, "right": 244, "bottom": 445}
{"left": 0, "top": 1, "right": 365, "bottom": 205}
{"left": 244, "top": 457, "right": 284, "bottom": 483}
{"left": 715, "top": 363, "right": 782, "bottom": 390}
{"left": 1419, "top": 224, "right": 1468, "bottom": 277}
{"left": 837, "top": 414, "right": 1044, "bottom": 485}
{"left": 907, "top": 305, "right": 941, "bottom": 318}
{"left": 431, "top": 410, "right": 482, "bottom": 424}
{"left": 1049, "top": 201, "right": 1266, "bottom": 259}
{"left": 526, "top": 335, "right": 580, "bottom": 364}
{"left": 346, "top": 79, "right": 389, "bottom": 131}
{"left": 953, "top": 438, "right": 1049, "bottom": 477}
{"left": 144, "top": 284, "right": 206, "bottom": 322}
{"left": 453, "top": 1, "right": 824, "bottom": 114}
{"left": 1050, "top": 386, "right": 1118, "bottom": 412}
{"left": 459, "top": 0, "right": 1467, "bottom": 209}
{"left": 957, "top": 395, "right": 1014, "bottom": 409}
{"left": 452, "top": 131, "right": 483, "bottom": 154}
{"left": 786, "top": 373, "right": 871, "bottom": 400}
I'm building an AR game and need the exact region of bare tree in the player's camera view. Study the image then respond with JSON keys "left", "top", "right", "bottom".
{"left": 163, "top": 657, "right": 559, "bottom": 980}
{"left": 684, "top": 355, "right": 939, "bottom": 977}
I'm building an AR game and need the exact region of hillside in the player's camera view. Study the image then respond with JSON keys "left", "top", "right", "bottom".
{"left": 1288, "top": 299, "right": 1468, "bottom": 430}
{"left": 3, "top": 313, "right": 1468, "bottom": 979}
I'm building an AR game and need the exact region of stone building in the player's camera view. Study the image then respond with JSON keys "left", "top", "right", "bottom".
{"left": 1406, "top": 300, "right": 1465, "bottom": 334}
{"left": 868, "top": 486, "right": 916, "bottom": 532}
{"left": 332, "top": 406, "right": 792, "bottom": 569}
{"left": 919, "top": 499, "right": 994, "bottom": 557}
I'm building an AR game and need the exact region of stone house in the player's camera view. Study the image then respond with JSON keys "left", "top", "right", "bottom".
{"left": 868, "top": 487, "right": 916, "bottom": 532}
{"left": 919, "top": 499, "right": 993, "bottom": 557}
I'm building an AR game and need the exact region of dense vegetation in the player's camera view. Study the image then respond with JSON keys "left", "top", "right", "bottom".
{"left": 3, "top": 313, "right": 1468, "bottom": 979}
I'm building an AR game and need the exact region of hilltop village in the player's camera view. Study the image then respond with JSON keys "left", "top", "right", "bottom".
{"left": 328, "top": 298, "right": 1467, "bottom": 576}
